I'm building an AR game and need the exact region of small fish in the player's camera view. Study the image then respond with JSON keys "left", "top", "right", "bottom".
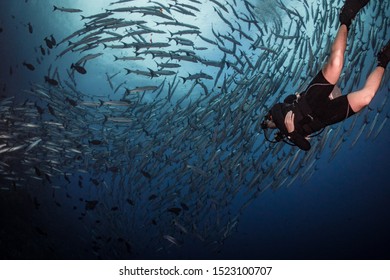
{"left": 65, "top": 97, "right": 77, "bottom": 106}
{"left": 50, "top": 34, "right": 56, "bottom": 46}
{"left": 23, "top": 62, "right": 35, "bottom": 71}
{"left": 47, "top": 104, "right": 56, "bottom": 116}
{"left": 89, "top": 140, "right": 103, "bottom": 145}
{"left": 40, "top": 45, "right": 46, "bottom": 55}
{"left": 167, "top": 207, "right": 181, "bottom": 215}
{"left": 163, "top": 235, "right": 181, "bottom": 246}
{"left": 125, "top": 86, "right": 158, "bottom": 94}
{"left": 180, "top": 72, "right": 213, "bottom": 83}
{"left": 44, "top": 76, "right": 58, "bottom": 86}
{"left": 85, "top": 200, "right": 99, "bottom": 210}
{"left": 64, "top": 173, "right": 71, "bottom": 183}
{"left": 156, "top": 62, "right": 181, "bottom": 69}
{"left": 34, "top": 166, "right": 42, "bottom": 177}
{"left": 113, "top": 55, "right": 144, "bottom": 61}
{"left": 174, "top": 220, "right": 188, "bottom": 234}
{"left": 53, "top": 5, "right": 83, "bottom": 13}
{"left": 141, "top": 170, "right": 152, "bottom": 179}
{"left": 126, "top": 199, "right": 134, "bottom": 206}
{"left": 27, "top": 22, "right": 33, "bottom": 33}
{"left": 26, "top": 138, "right": 42, "bottom": 152}
{"left": 44, "top": 37, "right": 54, "bottom": 49}
{"left": 71, "top": 63, "right": 87, "bottom": 74}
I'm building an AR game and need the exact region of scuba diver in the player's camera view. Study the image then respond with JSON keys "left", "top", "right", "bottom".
{"left": 261, "top": 0, "right": 390, "bottom": 151}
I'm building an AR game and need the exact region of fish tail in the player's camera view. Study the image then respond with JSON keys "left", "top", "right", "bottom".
{"left": 113, "top": 55, "right": 118, "bottom": 61}
{"left": 53, "top": 5, "right": 57, "bottom": 11}
{"left": 124, "top": 68, "right": 131, "bottom": 75}
{"left": 180, "top": 76, "right": 186, "bottom": 83}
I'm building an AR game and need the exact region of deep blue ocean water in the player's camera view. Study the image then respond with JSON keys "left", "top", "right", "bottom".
{"left": 0, "top": 0, "right": 389, "bottom": 259}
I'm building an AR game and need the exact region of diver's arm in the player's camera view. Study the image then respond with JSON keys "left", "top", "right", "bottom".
{"left": 284, "top": 110, "right": 311, "bottom": 151}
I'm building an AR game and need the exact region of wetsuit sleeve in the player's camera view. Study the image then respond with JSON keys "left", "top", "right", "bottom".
{"left": 287, "top": 131, "right": 311, "bottom": 151}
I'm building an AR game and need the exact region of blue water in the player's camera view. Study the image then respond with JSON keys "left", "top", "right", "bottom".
{"left": 0, "top": 0, "right": 389, "bottom": 259}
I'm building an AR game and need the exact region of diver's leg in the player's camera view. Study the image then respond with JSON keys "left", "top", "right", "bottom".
{"left": 347, "top": 41, "right": 390, "bottom": 113}
{"left": 347, "top": 67, "right": 385, "bottom": 113}
{"left": 322, "top": 25, "right": 348, "bottom": 85}
{"left": 322, "top": 0, "right": 371, "bottom": 85}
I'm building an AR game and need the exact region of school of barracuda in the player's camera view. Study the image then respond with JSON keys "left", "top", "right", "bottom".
{"left": 0, "top": 0, "right": 389, "bottom": 257}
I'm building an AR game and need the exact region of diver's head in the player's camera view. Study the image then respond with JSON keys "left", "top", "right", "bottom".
{"left": 261, "top": 105, "right": 288, "bottom": 144}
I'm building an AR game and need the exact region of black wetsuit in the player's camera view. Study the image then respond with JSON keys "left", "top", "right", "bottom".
{"left": 269, "top": 71, "right": 356, "bottom": 151}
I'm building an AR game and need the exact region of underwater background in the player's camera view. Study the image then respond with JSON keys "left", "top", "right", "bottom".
{"left": 0, "top": 0, "right": 389, "bottom": 259}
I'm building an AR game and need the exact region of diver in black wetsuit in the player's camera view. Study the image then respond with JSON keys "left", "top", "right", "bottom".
{"left": 261, "top": 0, "right": 390, "bottom": 151}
